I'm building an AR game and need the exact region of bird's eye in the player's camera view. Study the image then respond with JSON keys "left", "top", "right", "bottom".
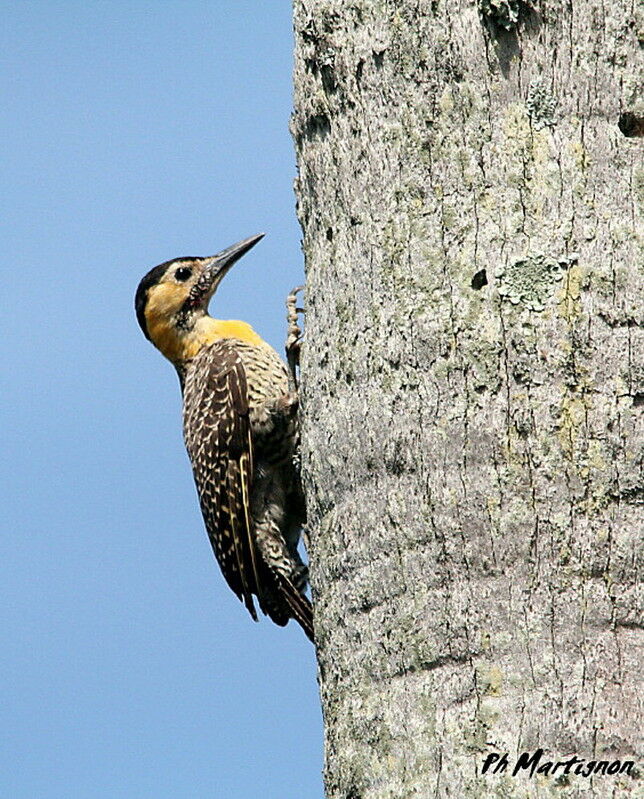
{"left": 174, "top": 266, "right": 192, "bottom": 282}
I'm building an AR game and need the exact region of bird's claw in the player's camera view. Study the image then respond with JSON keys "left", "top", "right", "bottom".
{"left": 286, "top": 285, "right": 305, "bottom": 392}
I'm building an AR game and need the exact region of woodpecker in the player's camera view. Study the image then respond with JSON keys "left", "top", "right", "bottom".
{"left": 135, "top": 234, "right": 313, "bottom": 641}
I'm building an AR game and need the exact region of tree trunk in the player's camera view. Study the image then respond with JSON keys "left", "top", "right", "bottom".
{"left": 292, "top": 1, "right": 642, "bottom": 797}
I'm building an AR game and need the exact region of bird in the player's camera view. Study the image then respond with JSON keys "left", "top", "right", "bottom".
{"left": 134, "top": 234, "right": 313, "bottom": 641}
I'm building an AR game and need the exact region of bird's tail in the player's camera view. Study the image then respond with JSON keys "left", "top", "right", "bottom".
{"left": 274, "top": 573, "right": 315, "bottom": 642}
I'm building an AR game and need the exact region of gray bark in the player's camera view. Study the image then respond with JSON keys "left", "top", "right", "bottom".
{"left": 292, "top": 1, "right": 643, "bottom": 797}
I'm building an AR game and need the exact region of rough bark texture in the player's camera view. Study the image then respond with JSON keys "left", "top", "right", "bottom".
{"left": 292, "top": 1, "right": 642, "bottom": 797}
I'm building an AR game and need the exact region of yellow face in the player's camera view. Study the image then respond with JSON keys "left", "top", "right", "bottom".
{"left": 137, "top": 255, "right": 263, "bottom": 364}
{"left": 136, "top": 234, "right": 265, "bottom": 364}
{"left": 145, "top": 277, "right": 192, "bottom": 326}
{"left": 143, "top": 259, "right": 209, "bottom": 362}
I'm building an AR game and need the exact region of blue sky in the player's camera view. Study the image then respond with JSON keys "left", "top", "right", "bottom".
{"left": 1, "top": 2, "right": 322, "bottom": 796}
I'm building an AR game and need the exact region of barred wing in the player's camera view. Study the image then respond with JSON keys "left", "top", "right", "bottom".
{"left": 182, "top": 339, "right": 261, "bottom": 620}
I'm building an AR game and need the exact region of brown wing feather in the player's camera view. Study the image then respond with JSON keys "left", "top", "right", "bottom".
{"left": 182, "top": 340, "right": 263, "bottom": 621}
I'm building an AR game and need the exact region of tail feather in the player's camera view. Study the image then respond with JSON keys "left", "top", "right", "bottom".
{"left": 275, "top": 574, "right": 315, "bottom": 642}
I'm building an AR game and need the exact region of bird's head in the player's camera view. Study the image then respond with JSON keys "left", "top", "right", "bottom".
{"left": 135, "top": 233, "right": 264, "bottom": 363}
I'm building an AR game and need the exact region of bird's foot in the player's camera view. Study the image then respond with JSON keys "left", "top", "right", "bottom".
{"left": 277, "top": 391, "right": 299, "bottom": 415}
{"left": 292, "top": 562, "right": 309, "bottom": 593}
{"left": 285, "top": 285, "right": 305, "bottom": 393}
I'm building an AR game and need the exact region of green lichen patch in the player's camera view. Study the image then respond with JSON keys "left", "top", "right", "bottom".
{"left": 478, "top": 663, "right": 504, "bottom": 696}
{"left": 496, "top": 253, "right": 578, "bottom": 311}
{"left": 526, "top": 78, "right": 558, "bottom": 130}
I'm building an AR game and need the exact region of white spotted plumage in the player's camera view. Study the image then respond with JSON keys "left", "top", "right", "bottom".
{"left": 182, "top": 337, "right": 312, "bottom": 639}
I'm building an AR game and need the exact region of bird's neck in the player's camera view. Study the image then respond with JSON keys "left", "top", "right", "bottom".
{"left": 203, "top": 317, "right": 264, "bottom": 347}
{"left": 151, "top": 314, "right": 263, "bottom": 365}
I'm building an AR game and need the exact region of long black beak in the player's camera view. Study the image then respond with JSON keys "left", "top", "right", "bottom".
{"left": 203, "top": 233, "right": 264, "bottom": 287}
